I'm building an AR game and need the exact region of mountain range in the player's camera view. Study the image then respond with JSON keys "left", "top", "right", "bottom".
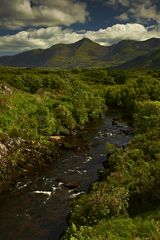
{"left": 0, "top": 37, "right": 160, "bottom": 69}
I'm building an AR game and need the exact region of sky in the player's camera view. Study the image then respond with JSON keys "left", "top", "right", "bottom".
{"left": 1, "top": 0, "right": 160, "bottom": 56}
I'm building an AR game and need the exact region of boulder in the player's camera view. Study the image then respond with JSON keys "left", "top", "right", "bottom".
{"left": 50, "top": 136, "right": 64, "bottom": 142}
{"left": 0, "top": 143, "right": 8, "bottom": 159}
{"left": 112, "top": 117, "right": 120, "bottom": 126}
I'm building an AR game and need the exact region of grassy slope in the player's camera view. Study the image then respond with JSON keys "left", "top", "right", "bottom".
{"left": 44, "top": 38, "right": 107, "bottom": 68}
{"left": 117, "top": 48, "right": 160, "bottom": 69}
{"left": 0, "top": 67, "right": 106, "bottom": 190}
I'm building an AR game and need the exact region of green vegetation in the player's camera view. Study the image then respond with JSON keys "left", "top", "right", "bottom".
{"left": 63, "top": 70, "right": 160, "bottom": 239}
{"left": 0, "top": 67, "right": 105, "bottom": 188}
{"left": 118, "top": 48, "right": 160, "bottom": 69}
{"left": 1, "top": 67, "right": 160, "bottom": 238}
{"left": 0, "top": 67, "right": 104, "bottom": 138}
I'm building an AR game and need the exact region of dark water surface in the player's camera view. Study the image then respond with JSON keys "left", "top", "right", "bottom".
{"left": 0, "top": 112, "right": 132, "bottom": 240}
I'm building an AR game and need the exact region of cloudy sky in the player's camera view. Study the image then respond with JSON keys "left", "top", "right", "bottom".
{"left": 1, "top": 0, "right": 160, "bottom": 56}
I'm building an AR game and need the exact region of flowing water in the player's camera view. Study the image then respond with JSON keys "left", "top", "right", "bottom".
{"left": 0, "top": 111, "right": 132, "bottom": 240}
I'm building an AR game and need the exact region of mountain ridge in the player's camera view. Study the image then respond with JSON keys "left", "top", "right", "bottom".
{"left": 1, "top": 37, "right": 160, "bottom": 68}
{"left": 116, "top": 47, "right": 160, "bottom": 69}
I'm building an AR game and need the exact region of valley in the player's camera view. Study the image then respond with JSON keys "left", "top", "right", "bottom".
{"left": 0, "top": 67, "right": 160, "bottom": 239}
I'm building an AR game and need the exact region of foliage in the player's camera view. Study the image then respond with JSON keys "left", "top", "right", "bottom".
{"left": 0, "top": 67, "right": 105, "bottom": 187}
{"left": 1, "top": 67, "right": 160, "bottom": 239}
{"left": 63, "top": 69, "right": 160, "bottom": 240}
{"left": 64, "top": 217, "right": 160, "bottom": 240}
{"left": 0, "top": 67, "right": 104, "bottom": 139}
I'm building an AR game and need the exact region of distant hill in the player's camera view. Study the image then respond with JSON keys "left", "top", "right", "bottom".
{"left": 116, "top": 48, "right": 160, "bottom": 69}
{"left": 0, "top": 38, "right": 107, "bottom": 68}
{"left": 0, "top": 37, "right": 160, "bottom": 68}
{"left": 107, "top": 38, "right": 160, "bottom": 65}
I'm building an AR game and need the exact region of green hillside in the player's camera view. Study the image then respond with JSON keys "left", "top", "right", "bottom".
{"left": 117, "top": 48, "right": 160, "bottom": 69}
{"left": 1, "top": 38, "right": 160, "bottom": 68}
{"left": 0, "top": 38, "right": 107, "bottom": 68}
{"left": 44, "top": 38, "right": 107, "bottom": 68}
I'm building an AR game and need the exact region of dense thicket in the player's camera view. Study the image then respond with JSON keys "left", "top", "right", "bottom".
{"left": 0, "top": 67, "right": 105, "bottom": 138}
{"left": 63, "top": 70, "right": 160, "bottom": 239}
{"left": 0, "top": 67, "right": 105, "bottom": 187}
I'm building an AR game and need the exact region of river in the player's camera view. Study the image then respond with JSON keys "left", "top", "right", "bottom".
{"left": 0, "top": 111, "right": 132, "bottom": 240}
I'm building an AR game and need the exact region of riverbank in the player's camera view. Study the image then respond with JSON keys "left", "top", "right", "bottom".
{"left": 0, "top": 135, "right": 62, "bottom": 193}
{"left": 63, "top": 128, "right": 160, "bottom": 239}
{"left": 1, "top": 68, "right": 160, "bottom": 239}
{"left": 0, "top": 112, "right": 132, "bottom": 240}
{"left": 0, "top": 67, "right": 105, "bottom": 193}
{"left": 63, "top": 71, "right": 160, "bottom": 239}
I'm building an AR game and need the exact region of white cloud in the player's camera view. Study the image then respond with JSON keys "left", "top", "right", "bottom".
{"left": 106, "top": 0, "right": 129, "bottom": 7}
{"left": 0, "top": 0, "right": 88, "bottom": 29}
{"left": 1, "top": 23, "right": 160, "bottom": 56}
{"left": 105, "top": 0, "right": 160, "bottom": 24}
{"left": 129, "top": 1, "right": 160, "bottom": 23}
{"left": 84, "top": 24, "right": 153, "bottom": 45}
{"left": 0, "top": 27, "right": 82, "bottom": 56}
{"left": 116, "top": 13, "right": 129, "bottom": 21}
